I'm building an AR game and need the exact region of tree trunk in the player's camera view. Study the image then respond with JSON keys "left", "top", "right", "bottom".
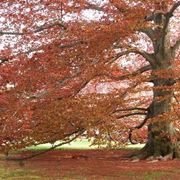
{"left": 140, "top": 16, "right": 180, "bottom": 158}
{"left": 145, "top": 94, "right": 180, "bottom": 158}
{"left": 143, "top": 67, "right": 180, "bottom": 159}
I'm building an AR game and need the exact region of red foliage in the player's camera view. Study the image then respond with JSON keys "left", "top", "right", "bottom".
{"left": 0, "top": 0, "right": 179, "bottom": 153}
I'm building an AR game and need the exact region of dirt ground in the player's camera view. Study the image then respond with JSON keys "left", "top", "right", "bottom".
{"left": 1, "top": 149, "right": 180, "bottom": 180}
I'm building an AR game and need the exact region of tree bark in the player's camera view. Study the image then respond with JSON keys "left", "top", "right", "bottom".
{"left": 139, "top": 8, "right": 180, "bottom": 158}
{"left": 142, "top": 55, "right": 180, "bottom": 159}
{"left": 144, "top": 79, "right": 180, "bottom": 158}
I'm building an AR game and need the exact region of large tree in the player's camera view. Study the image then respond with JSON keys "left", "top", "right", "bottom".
{"left": 0, "top": 0, "right": 180, "bottom": 159}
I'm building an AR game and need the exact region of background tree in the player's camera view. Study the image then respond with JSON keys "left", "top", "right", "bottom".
{"left": 0, "top": 0, "right": 180, "bottom": 159}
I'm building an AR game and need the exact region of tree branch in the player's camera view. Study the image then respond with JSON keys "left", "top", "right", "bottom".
{"left": 128, "top": 116, "right": 149, "bottom": 144}
{"left": 167, "top": 1, "right": 180, "bottom": 18}
{"left": 141, "top": 2, "right": 180, "bottom": 56}
{"left": 84, "top": 2, "right": 105, "bottom": 12}
{"left": 171, "top": 39, "right": 180, "bottom": 53}
{"left": 59, "top": 40, "right": 86, "bottom": 49}
{"left": 113, "top": 107, "right": 148, "bottom": 113}
{"left": 0, "top": 21, "right": 66, "bottom": 36}
{"left": 139, "top": 28, "right": 155, "bottom": 43}
{"left": 0, "top": 40, "right": 86, "bottom": 67}
{"left": 102, "top": 64, "right": 151, "bottom": 81}
{"left": 115, "top": 112, "right": 147, "bottom": 119}
{"left": 6, "top": 129, "right": 85, "bottom": 161}
{"left": 108, "top": 49, "right": 154, "bottom": 65}
{"left": 161, "top": 1, "right": 180, "bottom": 51}
{"left": 0, "top": 58, "right": 9, "bottom": 65}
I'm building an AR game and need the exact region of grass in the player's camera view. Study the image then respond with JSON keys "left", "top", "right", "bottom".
{"left": 25, "top": 138, "right": 98, "bottom": 151}
{"left": 52, "top": 169, "right": 180, "bottom": 180}
{"left": 117, "top": 171, "right": 166, "bottom": 180}
{"left": 0, "top": 165, "right": 41, "bottom": 179}
{"left": 25, "top": 138, "right": 145, "bottom": 151}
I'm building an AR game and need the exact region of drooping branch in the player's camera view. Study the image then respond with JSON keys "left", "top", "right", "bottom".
{"left": 110, "top": 2, "right": 127, "bottom": 13}
{"left": 58, "top": 40, "right": 86, "bottom": 49}
{"left": 6, "top": 128, "right": 85, "bottom": 161}
{"left": 113, "top": 107, "right": 148, "bottom": 113}
{"left": 114, "top": 112, "right": 147, "bottom": 119}
{"left": 0, "top": 40, "right": 86, "bottom": 66}
{"left": 0, "top": 21, "right": 66, "bottom": 36}
{"left": 102, "top": 64, "right": 151, "bottom": 82}
{"left": 27, "top": 64, "right": 100, "bottom": 101}
{"left": 128, "top": 116, "right": 149, "bottom": 144}
{"left": 0, "top": 58, "right": 9, "bottom": 65}
{"left": 84, "top": 2, "right": 105, "bottom": 12}
{"left": 0, "top": 31, "right": 24, "bottom": 36}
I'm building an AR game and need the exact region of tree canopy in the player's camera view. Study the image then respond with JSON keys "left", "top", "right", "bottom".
{"left": 0, "top": 0, "right": 180, "bottom": 159}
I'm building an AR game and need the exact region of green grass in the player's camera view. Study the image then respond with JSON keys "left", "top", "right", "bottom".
{"left": 25, "top": 138, "right": 145, "bottom": 151}
{"left": 118, "top": 171, "right": 166, "bottom": 180}
{"left": 25, "top": 138, "right": 97, "bottom": 151}
{"left": 142, "top": 171, "right": 167, "bottom": 180}
{"left": 0, "top": 166, "right": 41, "bottom": 180}
{"left": 53, "top": 169, "right": 179, "bottom": 180}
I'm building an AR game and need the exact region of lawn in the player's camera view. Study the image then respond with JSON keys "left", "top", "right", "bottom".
{"left": 0, "top": 166, "right": 41, "bottom": 179}
{"left": 25, "top": 138, "right": 145, "bottom": 151}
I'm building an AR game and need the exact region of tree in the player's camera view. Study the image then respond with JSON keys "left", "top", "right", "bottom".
{"left": 0, "top": 0, "right": 180, "bottom": 159}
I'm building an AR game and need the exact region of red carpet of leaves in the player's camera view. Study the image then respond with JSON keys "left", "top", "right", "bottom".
{"left": 4, "top": 150, "right": 180, "bottom": 179}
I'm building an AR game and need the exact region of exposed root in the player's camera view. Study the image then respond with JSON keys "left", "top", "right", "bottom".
{"left": 123, "top": 143, "right": 179, "bottom": 161}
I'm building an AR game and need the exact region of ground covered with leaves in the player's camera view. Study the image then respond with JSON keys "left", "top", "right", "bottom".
{"left": 0, "top": 149, "right": 180, "bottom": 180}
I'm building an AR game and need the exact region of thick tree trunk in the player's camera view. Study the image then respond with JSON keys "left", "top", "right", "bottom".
{"left": 144, "top": 94, "right": 180, "bottom": 158}
{"left": 143, "top": 68, "right": 180, "bottom": 159}
{"left": 129, "top": 3, "right": 180, "bottom": 159}
{"left": 140, "top": 16, "right": 180, "bottom": 158}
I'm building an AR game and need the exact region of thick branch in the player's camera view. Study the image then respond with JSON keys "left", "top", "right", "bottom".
{"left": 108, "top": 49, "right": 154, "bottom": 65}
{"left": 139, "top": 28, "right": 155, "bottom": 43}
{"left": 167, "top": 1, "right": 180, "bottom": 17}
{"left": 141, "top": 2, "right": 180, "bottom": 55}
{"left": 162, "top": 2, "right": 180, "bottom": 50}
